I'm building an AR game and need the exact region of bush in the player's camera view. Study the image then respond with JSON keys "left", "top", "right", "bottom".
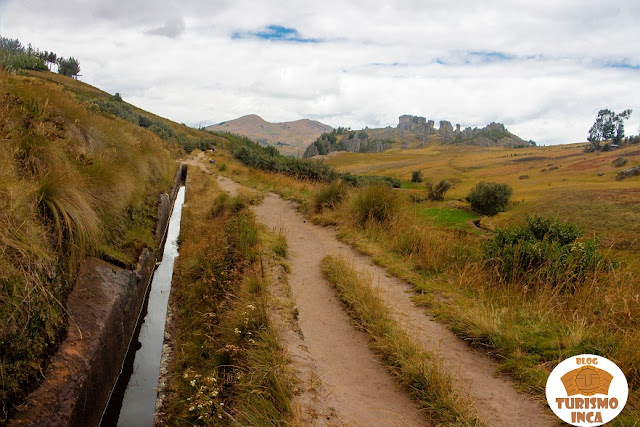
{"left": 350, "top": 184, "right": 398, "bottom": 225}
{"left": 483, "top": 216, "right": 608, "bottom": 289}
{"left": 426, "top": 180, "right": 452, "bottom": 201}
{"left": 311, "top": 179, "right": 348, "bottom": 212}
{"left": 411, "top": 170, "right": 423, "bottom": 182}
{"left": 467, "top": 181, "right": 513, "bottom": 215}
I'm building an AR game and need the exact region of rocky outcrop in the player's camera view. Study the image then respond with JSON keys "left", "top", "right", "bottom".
{"left": 616, "top": 166, "right": 639, "bottom": 181}
{"left": 398, "top": 115, "right": 435, "bottom": 136}
{"left": 439, "top": 120, "right": 454, "bottom": 141}
{"left": 396, "top": 115, "right": 532, "bottom": 148}
{"left": 303, "top": 132, "right": 391, "bottom": 158}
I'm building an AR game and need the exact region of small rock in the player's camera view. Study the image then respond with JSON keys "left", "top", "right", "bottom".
{"left": 519, "top": 175, "right": 530, "bottom": 180}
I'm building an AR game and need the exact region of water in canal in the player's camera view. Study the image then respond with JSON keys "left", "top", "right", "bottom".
{"left": 101, "top": 185, "right": 186, "bottom": 426}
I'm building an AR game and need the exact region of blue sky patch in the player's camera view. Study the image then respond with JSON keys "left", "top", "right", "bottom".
{"left": 232, "top": 25, "right": 320, "bottom": 43}
{"left": 603, "top": 60, "right": 640, "bottom": 70}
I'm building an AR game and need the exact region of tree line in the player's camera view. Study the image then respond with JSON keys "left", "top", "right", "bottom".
{"left": 0, "top": 36, "right": 80, "bottom": 78}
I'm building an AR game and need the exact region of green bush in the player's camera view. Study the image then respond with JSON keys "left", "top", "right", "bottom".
{"left": 231, "top": 138, "right": 400, "bottom": 187}
{"left": 426, "top": 179, "right": 452, "bottom": 201}
{"left": 341, "top": 172, "right": 401, "bottom": 188}
{"left": 484, "top": 216, "right": 608, "bottom": 289}
{"left": 350, "top": 184, "right": 398, "bottom": 225}
{"left": 411, "top": 170, "right": 423, "bottom": 182}
{"left": 467, "top": 181, "right": 513, "bottom": 215}
{"left": 1, "top": 53, "right": 47, "bottom": 71}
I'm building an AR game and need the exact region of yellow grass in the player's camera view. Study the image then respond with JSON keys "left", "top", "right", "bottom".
{"left": 325, "top": 143, "right": 640, "bottom": 257}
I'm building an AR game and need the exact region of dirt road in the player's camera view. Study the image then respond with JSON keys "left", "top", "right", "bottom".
{"left": 216, "top": 175, "right": 554, "bottom": 426}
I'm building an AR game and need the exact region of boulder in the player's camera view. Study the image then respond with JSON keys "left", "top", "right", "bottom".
{"left": 615, "top": 166, "right": 639, "bottom": 181}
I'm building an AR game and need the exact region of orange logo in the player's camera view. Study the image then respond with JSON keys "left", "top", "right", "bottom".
{"left": 561, "top": 366, "right": 613, "bottom": 396}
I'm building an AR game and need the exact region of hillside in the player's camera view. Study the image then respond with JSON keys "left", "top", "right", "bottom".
{"left": 0, "top": 68, "right": 222, "bottom": 421}
{"left": 304, "top": 115, "right": 533, "bottom": 158}
{"left": 206, "top": 114, "right": 332, "bottom": 155}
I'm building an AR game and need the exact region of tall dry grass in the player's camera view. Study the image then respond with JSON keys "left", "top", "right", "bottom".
{"left": 159, "top": 170, "right": 293, "bottom": 425}
{"left": 0, "top": 68, "right": 179, "bottom": 420}
{"left": 322, "top": 255, "right": 482, "bottom": 426}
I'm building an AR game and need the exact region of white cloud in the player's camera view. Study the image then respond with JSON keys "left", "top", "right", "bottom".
{"left": 1, "top": 0, "right": 638, "bottom": 145}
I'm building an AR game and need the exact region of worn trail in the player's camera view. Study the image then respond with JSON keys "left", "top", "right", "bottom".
{"left": 217, "top": 175, "right": 554, "bottom": 426}
{"left": 217, "top": 176, "right": 425, "bottom": 426}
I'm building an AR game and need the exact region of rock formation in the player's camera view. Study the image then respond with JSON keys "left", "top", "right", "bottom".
{"left": 303, "top": 131, "right": 391, "bottom": 158}
{"left": 396, "top": 115, "right": 532, "bottom": 148}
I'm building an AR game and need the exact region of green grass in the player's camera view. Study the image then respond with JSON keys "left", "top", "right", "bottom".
{"left": 421, "top": 207, "right": 480, "bottom": 230}
{"left": 399, "top": 180, "right": 425, "bottom": 189}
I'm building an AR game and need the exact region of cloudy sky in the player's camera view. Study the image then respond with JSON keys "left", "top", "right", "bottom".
{"left": 1, "top": 0, "right": 638, "bottom": 145}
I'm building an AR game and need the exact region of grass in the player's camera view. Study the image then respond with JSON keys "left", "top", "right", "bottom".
{"left": 421, "top": 207, "right": 480, "bottom": 230}
{"left": 325, "top": 143, "right": 640, "bottom": 255}
{"left": 212, "top": 142, "right": 640, "bottom": 422}
{"left": 321, "top": 255, "right": 482, "bottom": 426}
{"left": 158, "top": 170, "right": 293, "bottom": 425}
{"left": 0, "top": 68, "right": 220, "bottom": 421}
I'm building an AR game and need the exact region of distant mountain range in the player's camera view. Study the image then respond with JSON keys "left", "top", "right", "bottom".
{"left": 206, "top": 114, "right": 332, "bottom": 155}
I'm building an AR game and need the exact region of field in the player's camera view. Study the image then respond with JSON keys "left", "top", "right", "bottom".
{"left": 325, "top": 143, "right": 640, "bottom": 257}
{"left": 221, "top": 138, "right": 640, "bottom": 423}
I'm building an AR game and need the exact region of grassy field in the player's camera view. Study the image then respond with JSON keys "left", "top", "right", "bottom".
{"left": 326, "top": 143, "right": 640, "bottom": 256}
{"left": 215, "top": 135, "right": 640, "bottom": 423}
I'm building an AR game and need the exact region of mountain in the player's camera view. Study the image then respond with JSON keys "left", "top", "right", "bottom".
{"left": 206, "top": 114, "right": 332, "bottom": 155}
{"left": 303, "top": 115, "right": 534, "bottom": 158}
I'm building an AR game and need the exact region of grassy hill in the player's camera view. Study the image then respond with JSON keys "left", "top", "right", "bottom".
{"left": 0, "top": 68, "right": 222, "bottom": 421}
{"left": 206, "top": 114, "right": 332, "bottom": 155}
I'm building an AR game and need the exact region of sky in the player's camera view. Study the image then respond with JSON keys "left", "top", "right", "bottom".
{"left": 1, "top": 0, "right": 639, "bottom": 145}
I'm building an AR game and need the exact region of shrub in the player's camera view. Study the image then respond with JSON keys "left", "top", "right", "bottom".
{"left": 350, "top": 184, "right": 398, "bottom": 225}
{"left": 411, "top": 170, "right": 423, "bottom": 182}
{"left": 483, "top": 216, "right": 608, "bottom": 289}
{"left": 466, "top": 181, "right": 513, "bottom": 215}
{"left": 426, "top": 180, "right": 452, "bottom": 201}
{"left": 311, "top": 179, "right": 348, "bottom": 212}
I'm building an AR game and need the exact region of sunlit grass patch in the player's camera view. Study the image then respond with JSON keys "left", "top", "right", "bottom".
{"left": 421, "top": 206, "right": 480, "bottom": 230}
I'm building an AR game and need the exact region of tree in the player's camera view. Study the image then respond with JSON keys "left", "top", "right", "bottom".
{"left": 467, "top": 181, "right": 513, "bottom": 215}
{"left": 427, "top": 179, "right": 452, "bottom": 201}
{"left": 58, "top": 56, "right": 80, "bottom": 78}
{"left": 587, "top": 108, "right": 632, "bottom": 150}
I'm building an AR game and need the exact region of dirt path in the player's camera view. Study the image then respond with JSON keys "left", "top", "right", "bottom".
{"left": 217, "top": 176, "right": 426, "bottom": 426}
{"left": 182, "top": 151, "right": 209, "bottom": 173}
{"left": 216, "top": 175, "right": 554, "bottom": 426}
